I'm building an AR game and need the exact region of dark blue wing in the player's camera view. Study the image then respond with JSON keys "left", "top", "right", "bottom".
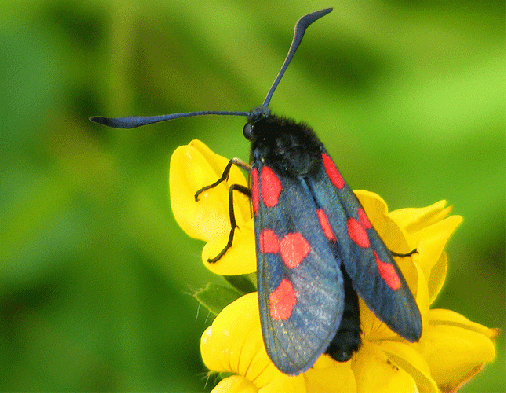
{"left": 253, "top": 163, "right": 345, "bottom": 376}
{"left": 306, "top": 149, "right": 422, "bottom": 342}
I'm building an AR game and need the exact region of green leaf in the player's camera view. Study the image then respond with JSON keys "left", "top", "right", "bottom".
{"left": 223, "top": 273, "right": 257, "bottom": 294}
{"left": 193, "top": 283, "right": 243, "bottom": 316}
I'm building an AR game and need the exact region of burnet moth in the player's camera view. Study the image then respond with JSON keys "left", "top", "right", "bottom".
{"left": 90, "top": 8, "right": 422, "bottom": 376}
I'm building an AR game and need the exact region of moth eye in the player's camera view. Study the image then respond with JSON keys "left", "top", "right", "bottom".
{"left": 243, "top": 123, "right": 254, "bottom": 140}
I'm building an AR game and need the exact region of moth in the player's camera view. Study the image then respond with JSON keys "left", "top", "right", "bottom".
{"left": 91, "top": 8, "right": 422, "bottom": 375}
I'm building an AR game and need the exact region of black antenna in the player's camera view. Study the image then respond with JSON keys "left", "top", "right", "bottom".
{"left": 89, "top": 8, "right": 333, "bottom": 128}
{"left": 90, "top": 110, "right": 249, "bottom": 129}
{"left": 262, "top": 8, "right": 332, "bottom": 108}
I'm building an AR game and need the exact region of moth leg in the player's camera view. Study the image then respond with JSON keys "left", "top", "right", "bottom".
{"left": 195, "top": 158, "right": 251, "bottom": 201}
{"left": 391, "top": 249, "right": 417, "bottom": 258}
{"left": 208, "top": 184, "right": 251, "bottom": 263}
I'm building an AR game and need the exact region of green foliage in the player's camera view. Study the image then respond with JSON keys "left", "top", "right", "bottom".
{"left": 194, "top": 274, "right": 256, "bottom": 318}
{"left": 194, "top": 282, "right": 243, "bottom": 317}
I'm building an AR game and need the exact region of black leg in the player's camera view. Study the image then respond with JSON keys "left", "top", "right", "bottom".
{"left": 391, "top": 249, "right": 417, "bottom": 258}
{"left": 207, "top": 184, "right": 251, "bottom": 263}
{"left": 193, "top": 157, "right": 253, "bottom": 262}
{"left": 195, "top": 158, "right": 251, "bottom": 201}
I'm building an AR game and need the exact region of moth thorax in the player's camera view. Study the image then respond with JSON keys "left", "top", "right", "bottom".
{"left": 271, "top": 145, "right": 321, "bottom": 177}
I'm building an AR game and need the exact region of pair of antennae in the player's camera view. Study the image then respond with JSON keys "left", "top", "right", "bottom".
{"left": 90, "top": 8, "right": 332, "bottom": 129}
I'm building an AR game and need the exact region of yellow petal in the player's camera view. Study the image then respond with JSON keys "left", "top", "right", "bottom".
{"left": 384, "top": 198, "right": 462, "bottom": 306}
{"left": 200, "top": 293, "right": 285, "bottom": 387}
{"left": 353, "top": 341, "right": 420, "bottom": 393}
{"left": 389, "top": 200, "right": 451, "bottom": 235}
{"left": 413, "top": 260, "right": 430, "bottom": 334}
{"left": 187, "top": 140, "right": 249, "bottom": 195}
{"left": 169, "top": 140, "right": 249, "bottom": 242}
{"left": 378, "top": 341, "right": 438, "bottom": 393}
{"left": 258, "top": 376, "right": 306, "bottom": 393}
{"left": 203, "top": 219, "right": 257, "bottom": 275}
{"left": 414, "top": 216, "right": 462, "bottom": 291}
{"left": 422, "top": 311, "right": 497, "bottom": 392}
{"left": 426, "top": 253, "right": 447, "bottom": 304}
{"left": 304, "top": 356, "right": 356, "bottom": 393}
{"left": 359, "top": 296, "right": 398, "bottom": 342}
{"left": 428, "top": 309, "right": 500, "bottom": 341}
{"left": 212, "top": 375, "right": 258, "bottom": 393}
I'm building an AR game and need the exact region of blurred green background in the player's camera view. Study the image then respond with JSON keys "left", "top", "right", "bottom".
{"left": 0, "top": 0, "right": 504, "bottom": 391}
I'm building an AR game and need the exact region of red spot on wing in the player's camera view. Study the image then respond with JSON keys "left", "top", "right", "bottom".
{"left": 357, "top": 208, "right": 372, "bottom": 229}
{"left": 260, "top": 229, "right": 279, "bottom": 254}
{"left": 280, "top": 233, "right": 311, "bottom": 268}
{"left": 317, "top": 209, "right": 336, "bottom": 241}
{"left": 347, "top": 218, "right": 370, "bottom": 248}
{"left": 269, "top": 279, "right": 297, "bottom": 320}
{"left": 251, "top": 168, "right": 259, "bottom": 216}
{"left": 261, "top": 166, "right": 282, "bottom": 207}
{"left": 374, "top": 251, "right": 402, "bottom": 290}
{"left": 322, "top": 153, "right": 345, "bottom": 189}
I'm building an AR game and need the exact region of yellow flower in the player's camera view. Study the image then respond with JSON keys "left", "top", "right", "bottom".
{"left": 170, "top": 140, "right": 256, "bottom": 275}
{"left": 170, "top": 140, "right": 498, "bottom": 393}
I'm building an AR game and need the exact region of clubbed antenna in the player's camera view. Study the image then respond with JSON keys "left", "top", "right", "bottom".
{"left": 262, "top": 8, "right": 332, "bottom": 108}
{"left": 90, "top": 111, "right": 249, "bottom": 129}
{"left": 89, "top": 8, "right": 333, "bottom": 128}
